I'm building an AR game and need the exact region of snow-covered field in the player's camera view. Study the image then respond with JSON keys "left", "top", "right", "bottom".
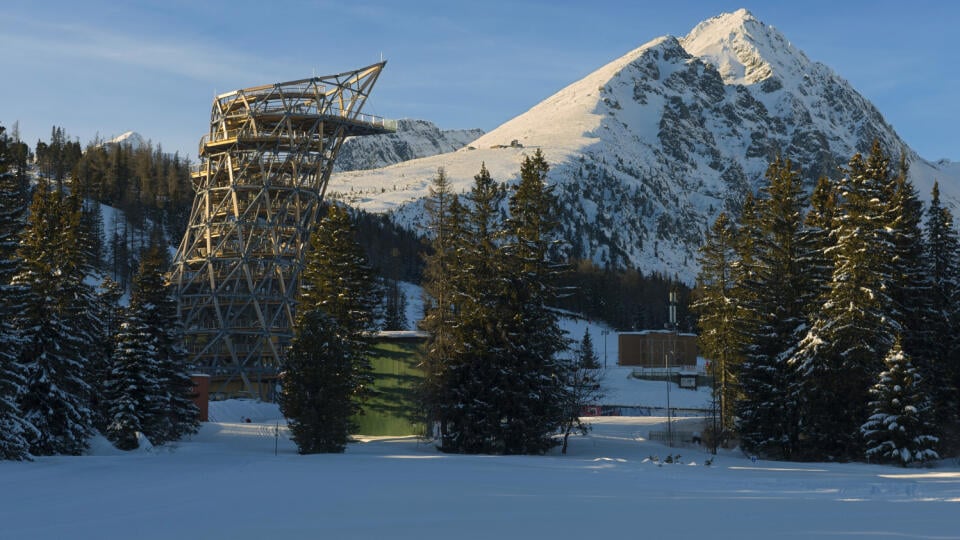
{"left": 1, "top": 398, "right": 957, "bottom": 539}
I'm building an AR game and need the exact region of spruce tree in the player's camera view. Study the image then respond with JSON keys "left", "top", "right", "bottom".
{"left": 498, "top": 149, "right": 568, "bottom": 454}
{"left": 103, "top": 315, "right": 162, "bottom": 450}
{"left": 884, "top": 158, "right": 928, "bottom": 363}
{"left": 382, "top": 276, "right": 408, "bottom": 331}
{"left": 419, "top": 168, "right": 465, "bottom": 438}
{"left": 921, "top": 182, "right": 960, "bottom": 450}
{"left": 800, "top": 176, "right": 837, "bottom": 320}
{"left": 790, "top": 143, "right": 898, "bottom": 460}
{"left": 14, "top": 181, "right": 94, "bottom": 455}
{"left": 0, "top": 124, "right": 34, "bottom": 460}
{"left": 282, "top": 204, "right": 379, "bottom": 453}
{"left": 737, "top": 157, "right": 808, "bottom": 459}
{"left": 578, "top": 328, "right": 601, "bottom": 370}
{"left": 692, "top": 212, "right": 739, "bottom": 438}
{"left": 300, "top": 204, "right": 382, "bottom": 340}
{"left": 90, "top": 276, "right": 126, "bottom": 433}
{"left": 560, "top": 328, "right": 604, "bottom": 455}
{"left": 280, "top": 310, "right": 355, "bottom": 453}
{"left": 726, "top": 194, "right": 759, "bottom": 431}
{"left": 433, "top": 163, "right": 508, "bottom": 453}
{"left": 861, "top": 337, "right": 939, "bottom": 466}
{"left": 130, "top": 246, "right": 199, "bottom": 445}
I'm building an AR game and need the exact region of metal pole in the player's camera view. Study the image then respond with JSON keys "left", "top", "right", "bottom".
{"left": 666, "top": 350, "right": 672, "bottom": 447}
{"left": 667, "top": 288, "right": 677, "bottom": 448}
{"left": 602, "top": 329, "right": 609, "bottom": 368}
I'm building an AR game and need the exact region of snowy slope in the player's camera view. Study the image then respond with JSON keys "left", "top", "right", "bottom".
{"left": 328, "top": 9, "right": 960, "bottom": 283}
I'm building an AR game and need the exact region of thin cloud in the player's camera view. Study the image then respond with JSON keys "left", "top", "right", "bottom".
{"left": 0, "top": 15, "right": 287, "bottom": 84}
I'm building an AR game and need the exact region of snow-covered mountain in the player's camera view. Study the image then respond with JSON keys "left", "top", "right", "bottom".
{"left": 328, "top": 9, "right": 960, "bottom": 283}
{"left": 334, "top": 119, "right": 484, "bottom": 172}
{"left": 105, "top": 131, "right": 147, "bottom": 150}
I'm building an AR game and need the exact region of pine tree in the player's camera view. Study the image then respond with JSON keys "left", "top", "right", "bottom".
{"left": 103, "top": 315, "right": 162, "bottom": 450}
{"left": 280, "top": 310, "right": 356, "bottom": 453}
{"left": 737, "top": 157, "right": 808, "bottom": 459}
{"left": 0, "top": 124, "right": 34, "bottom": 460}
{"left": 14, "top": 181, "right": 94, "bottom": 455}
{"left": 129, "top": 246, "right": 199, "bottom": 445}
{"left": 862, "top": 338, "right": 939, "bottom": 466}
{"left": 282, "top": 204, "right": 379, "bottom": 453}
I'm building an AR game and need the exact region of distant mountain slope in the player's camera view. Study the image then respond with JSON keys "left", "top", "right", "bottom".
{"left": 334, "top": 119, "right": 484, "bottom": 172}
{"left": 328, "top": 9, "right": 960, "bottom": 283}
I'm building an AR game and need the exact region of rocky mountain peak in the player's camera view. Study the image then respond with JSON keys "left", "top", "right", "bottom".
{"left": 681, "top": 8, "right": 812, "bottom": 86}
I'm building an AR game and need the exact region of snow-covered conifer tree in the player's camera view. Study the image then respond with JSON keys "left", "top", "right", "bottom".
{"left": 282, "top": 204, "right": 379, "bottom": 452}
{"left": 862, "top": 338, "right": 939, "bottom": 466}
{"left": 921, "top": 182, "right": 960, "bottom": 450}
{"left": 0, "top": 124, "right": 34, "bottom": 460}
{"left": 104, "top": 316, "right": 162, "bottom": 450}
{"left": 737, "top": 156, "right": 808, "bottom": 459}
{"left": 790, "top": 143, "right": 899, "bottom": 460}
{"left": 14, "top": 181, "right": 93, "bottom": 455}
{"left": 130, "top": 246, "right": 198, "bottom": 445}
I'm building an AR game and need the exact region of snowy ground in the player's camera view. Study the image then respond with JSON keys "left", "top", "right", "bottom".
{"left": 0, "top": 398, "right": 957, "bottom": 539}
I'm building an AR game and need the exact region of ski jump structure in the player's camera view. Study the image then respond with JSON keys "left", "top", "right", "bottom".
{"left": 170, "top": 62, "right": 393, "bottom": 398}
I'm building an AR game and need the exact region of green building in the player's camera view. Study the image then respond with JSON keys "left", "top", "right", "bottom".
{"left": 353, "top": 331, "right": 428, "bottom": 437}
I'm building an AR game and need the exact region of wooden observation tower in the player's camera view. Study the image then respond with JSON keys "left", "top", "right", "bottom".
{"left": 170, "top": 62, "right": 394, "bottom": 398}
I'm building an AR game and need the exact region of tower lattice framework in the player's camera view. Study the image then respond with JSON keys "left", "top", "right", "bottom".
{"left": 171, "top": 62, "right": 393, "bottom": 397}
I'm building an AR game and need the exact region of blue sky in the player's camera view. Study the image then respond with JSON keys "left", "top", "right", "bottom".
{"left": 1, "top": 0, "right": 957, "bottom": 162}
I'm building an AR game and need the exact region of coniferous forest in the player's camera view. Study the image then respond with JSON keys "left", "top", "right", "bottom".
{"left": 694, "top": 142, "right": 960, "bottom": 465}
{"left": 0, "top": 124, "right": 199, "bottom": 459}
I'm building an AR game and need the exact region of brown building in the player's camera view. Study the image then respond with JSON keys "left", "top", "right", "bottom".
{"left": 618, "top": 331, "right": 698, "bottom": 368}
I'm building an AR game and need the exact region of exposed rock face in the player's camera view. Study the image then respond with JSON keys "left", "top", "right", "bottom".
{"left": 334, "top": 119, "right": 484, "bottom": 172}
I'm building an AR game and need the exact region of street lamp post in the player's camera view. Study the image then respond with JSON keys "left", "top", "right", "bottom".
{"left": 667, "top": 288, "right": 678, "bottom": 448}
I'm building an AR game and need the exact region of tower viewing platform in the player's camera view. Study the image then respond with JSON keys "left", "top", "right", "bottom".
{"left": 171, "top": 62, "right": 392, "bottom": 398}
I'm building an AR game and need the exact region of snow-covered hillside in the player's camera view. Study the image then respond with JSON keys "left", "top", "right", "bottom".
{"left": 328, "top": 9, "right": 960, "bottom": 283}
